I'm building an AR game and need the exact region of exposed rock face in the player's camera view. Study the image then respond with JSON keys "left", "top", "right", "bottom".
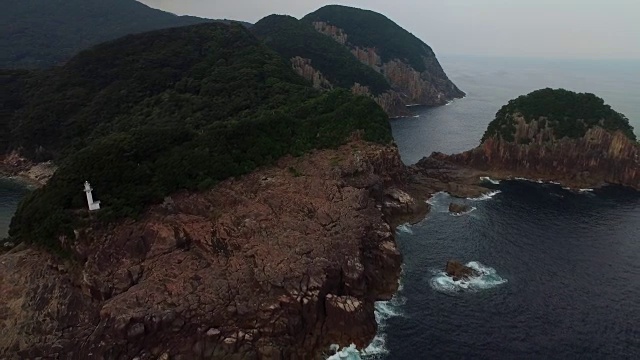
{"left": 290, "top": 56, "right": 333, "bottom": 90}
{"left": 0, "top": 151, "right": 56, "bottom": 186}
{"left": 311, "top": 21, "right": 348, "bottom": 45}
{"left": 312, "top": 21, "right": 465, "bottom": 110}
{"left": 0, "top": 141, "right": 415, "bottom": 359}
{"left": 435, "top": 117, "right": 640, "bottom": 190}
{"left": 445, "top": 260, "right": 478, "bottom": 281}
{"left": 448, "top": 202, "right": 470, "bottom": 214}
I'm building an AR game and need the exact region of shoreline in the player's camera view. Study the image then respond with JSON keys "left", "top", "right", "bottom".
{"left": 0, "top": 152, "right": 56, "bottom": 188}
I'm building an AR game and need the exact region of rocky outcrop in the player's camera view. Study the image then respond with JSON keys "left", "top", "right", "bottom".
{"left": 0, "top": 141, "right": 419, "bottom": 359}
{"left": 445, "top": 260, "right": 478, "bottom": 281}
{"left": 312, "top": 21, "right": 465, "bottom": 109}
{"left": 290, "top": 56, "right": 333, "bottom": 90}
{"left": 351, "top": 84, "right": 410, "bottom": 118}
{"left": 311, "top": 21, "right": 347, "bottom": 45}
{"left": 0, "top": 151, "right": 56, "bottom": 186}
{"left": 448, "top": 202, "right": 470, "bottom": 214}
{"left": 434, "top": 117, "right": 640, "bottom": 190}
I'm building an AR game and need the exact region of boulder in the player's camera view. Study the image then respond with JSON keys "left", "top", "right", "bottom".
{"left": 445, "top": 260, "right": 478, "bottom": 281}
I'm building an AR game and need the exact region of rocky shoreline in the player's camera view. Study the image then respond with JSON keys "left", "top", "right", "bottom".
{"left": 0, "top": 141, "right": 453, "bottom": 359}
{"left": 5, "top": 124, "right": 632, "bottom": 358}
{"left": 0, "top": 151, "right": 56, "bottom": 187}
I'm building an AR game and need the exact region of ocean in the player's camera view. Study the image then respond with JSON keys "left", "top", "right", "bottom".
{"left": 358, "top": 56, "right": 640, "bottom": 359}
{"left": 0, "top": 178, "right": 30, "bottom": 240}
{"left": 2, "top": 56, "right": 640, "bottom": 358}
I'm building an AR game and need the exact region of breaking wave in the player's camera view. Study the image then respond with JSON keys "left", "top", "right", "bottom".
{"left": 467, "top": 190, "right": 502, "bottom": 201}
{"left": 396, "top": 223, "right": 414, "bottom": 235}
{"left": 326, "top": 276, "right": 406, "bottom": 359}
{"left": 430, "top": 261, "right": 507, "bottom": 293}
{"left": 450, "top": 207, "right": 477, "bottom": 216}
{"left": 479, "top": 176, "right": 501, "bottom": 185}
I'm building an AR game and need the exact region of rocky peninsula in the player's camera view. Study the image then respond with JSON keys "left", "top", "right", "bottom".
{"left": 0, "top": 140, "right": 435, "bottom": 359}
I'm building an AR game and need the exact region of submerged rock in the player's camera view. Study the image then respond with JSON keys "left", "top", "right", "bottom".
{"left": 448, "top": 202, "right": 470, "bottom": 214}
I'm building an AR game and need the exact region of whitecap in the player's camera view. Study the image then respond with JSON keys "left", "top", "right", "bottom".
{"left": 326, "top": 344, "right": 361, "bottom": 360}
{"left": 430, "top": 261, "right": 507, "bottom": 293}
{"left": 425, "top": 192, "right": 453, "bottom": 212}
{"left": 450, "top": 207, "right": 477, "bottom": 216}
{"left": 412, "top": 115, "right": 420, "bottom": 118}
{"left": 579, "top": 188, "right": 594, "bottom": 193}
{"left": 467, "top": 190, "right": 501, "bottom": 201}
{"left": 395, "top": 223, "right": 414, "bottom": 235}
{"left": 479, "top": 176, "right": 501, "bottom": 185}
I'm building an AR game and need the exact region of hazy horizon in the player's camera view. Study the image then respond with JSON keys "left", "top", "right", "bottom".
{"left": 139, "top": 0, "right": 640, "bottom": 61}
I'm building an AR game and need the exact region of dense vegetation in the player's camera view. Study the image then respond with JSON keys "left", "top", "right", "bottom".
{"left": 6, "top": 23, "right": 392, "bottom": 251}
{"left": 482, "top": 88, "right": 636, "bottom": 142}
{"left": 251, "top": 15, "right": 390, "bottom": 95}
{"left": 302, "top": 5, "right": 434, "bottom": 72}
{"left": 1, "top": 0, "right": 250, "bottom": 69}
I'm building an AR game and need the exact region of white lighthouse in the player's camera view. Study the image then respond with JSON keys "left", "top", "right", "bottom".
{"left": 83, "top": 181, "right": 101, "bottom": 211}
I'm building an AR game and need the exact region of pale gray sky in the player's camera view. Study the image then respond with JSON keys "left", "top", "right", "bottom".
{"left": 139, "top": 0, "right": 640, "bottom": 60}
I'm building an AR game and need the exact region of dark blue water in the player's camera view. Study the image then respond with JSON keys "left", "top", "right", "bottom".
{"left": 0, "top": 178, "right": 30, "bottom": 239}
{"left": 383, "top": 184, "right": 640, "bottom": 359}
{"left": 373, "top": 56, "right": 640, "bottom": 359}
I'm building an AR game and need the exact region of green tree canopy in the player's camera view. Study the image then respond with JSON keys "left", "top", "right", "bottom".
{"left": 482, "top": 88, "right": 636, "bottom": 142}
{"left": 252, "top": 14, "right": 391, "bottom": 95}
{"left": 6, "top": 23, "right": 392, "bottom": 252}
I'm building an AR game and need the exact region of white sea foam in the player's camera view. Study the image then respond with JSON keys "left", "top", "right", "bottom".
{"left": 326, "top": 276, "right": 406, "bottom": 359}
{"left": 327, "top": 344, "right": 361, "bottom": 360}
{"left": 396, "top": 223, "right": 414, "bottom": 235}
{"left": 450, "top": 206, "right": 477, "bottom": 216}
{"left": 479, "top": 176, "right": 501, "bottom": 185}
{"left": 579, "top": 188, "right": 594, "bottom": 193}
{"left": 430, "top": 261, "right": 507, "bottom": 293}
{"left": 412, "top": 115, "right": 420, "bottom": 118}
{"left": 468, "top": 190, "right": 502, "bottom": 201}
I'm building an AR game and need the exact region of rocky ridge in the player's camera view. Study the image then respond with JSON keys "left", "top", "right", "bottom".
{"left": 0, "top": 140, "right": 437, "bottom": 359}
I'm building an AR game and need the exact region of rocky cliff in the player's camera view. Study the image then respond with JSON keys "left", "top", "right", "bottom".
{"left": 0, "top": 141, "right": 427, "bottom": 359}
{"left": 431, "top": 89, "right": 640, "bottom": 190}
{"left": 305, "top": 5, "right": 465, "bottom": 109}
{"left": 252, "top": 8, "right": 463, "bottom": 118}
{"left": 435, "top": 121, "right": 640, "bottom": 189}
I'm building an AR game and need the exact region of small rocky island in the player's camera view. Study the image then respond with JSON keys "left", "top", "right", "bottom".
{"left": 430, "top": 88, "right": 640, "bottom": 190}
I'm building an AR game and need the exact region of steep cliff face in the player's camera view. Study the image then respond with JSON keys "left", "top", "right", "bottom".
{"left": 0, "top": 141, "right": 423, "bottom": 359}
{"left": 252, "top": 8, "right": 463, "bottom": 117}
{"left": 290, "top": 56, "right": 333, "bottom": 90}
{"left": 436, "top": 116, "right": 640, "bottom": 189}
{"left": 305, "top": 5, "right": 465, "bottom": 107}
{"left": 347, "top": 45, "right": 462, "bottom": 106}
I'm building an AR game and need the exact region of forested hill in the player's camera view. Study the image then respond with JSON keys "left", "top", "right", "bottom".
{"left": 0, "top": 0, "right": 249, "bottom": 69}
{"left": 482, "top": 88, "right": 636, "bottom": 142}
{"left": 6, "top": 22, "right": 392, "bottom": 250}
{"left": 301, "top": 5, "right": 464, "bottom": 108}
{"left": 251, "top": 15, "right": 391, "bottom": 95}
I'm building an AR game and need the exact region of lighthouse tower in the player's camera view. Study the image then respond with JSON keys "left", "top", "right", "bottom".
{"left": 83, "top": 181, "right": 101, "bottom": 211}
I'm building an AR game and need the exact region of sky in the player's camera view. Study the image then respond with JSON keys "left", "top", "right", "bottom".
{"left": 139, "top": 0, "right": 640, "bottom": 60}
